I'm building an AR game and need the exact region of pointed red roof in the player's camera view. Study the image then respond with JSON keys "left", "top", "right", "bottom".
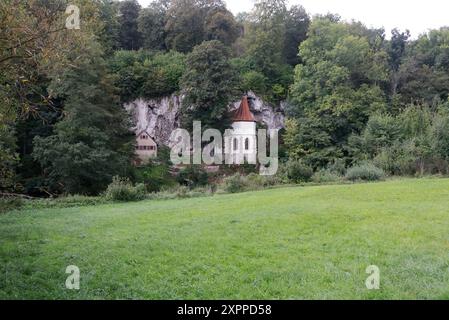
{"left": 233, "top": 96, "right": 255, "bottom": 122}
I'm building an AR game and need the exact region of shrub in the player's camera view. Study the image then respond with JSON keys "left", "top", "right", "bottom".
{"left": 223, "top": 174, "right": 246, "bottom": 193}
{"left": 0, "top": 197, "right": 23, "bottom": 213}
{"left": 174, "top": 185, "right": 189, "bottom": 198}
{"left": 104, "top": 177, "right": 146, "bottom": 202}
{"left": 326, "top": 158, "right": 347, "bottom": 176}
{"left": 177, "top": 166, "right": 209, "bottom": 188}
{"left": 312, "top": 169, "right": 342, "bottom": 183}
{"left": 346, "top": 163, "right": 385, "bottom": 182}
{"left": 147, "top": 185, "right": 215, "bottom": 200}
{"left": 246, "top": 173, "right": 282, "bottom": 189}
{"left": 245, "top": 173, "right": 267, "bottom": 191}
{"left": 284, "top": 159, "right": 313, "bottom": 183}
{"left": 373, "top": 140, "right": 418, "bottom": 176}
{"left": 134, "top": 159, "right": 176, "bottom": 193}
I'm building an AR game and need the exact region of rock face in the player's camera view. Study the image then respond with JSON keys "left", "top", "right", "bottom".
{"left": 125, "top": 91, "right": 285, "bottom": 147}
{"left": 125, "top": 96, "right": 181, "bottom": 147}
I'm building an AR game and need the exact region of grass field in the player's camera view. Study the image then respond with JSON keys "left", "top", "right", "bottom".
{"left": 1, "top": 178, "right": 449, "bottom": 299}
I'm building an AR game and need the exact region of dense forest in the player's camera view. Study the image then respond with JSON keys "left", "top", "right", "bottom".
{"left": 2, "top": 0, "right": 449, "bottom": 197}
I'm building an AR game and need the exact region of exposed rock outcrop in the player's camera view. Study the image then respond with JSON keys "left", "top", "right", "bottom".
{"left": 125, "top": 91, "right": 285, "bottom": 147}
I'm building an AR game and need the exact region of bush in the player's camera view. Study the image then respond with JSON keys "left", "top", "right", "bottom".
{"left": 134, "top": 159, "right": 176, "bottom": 193}
{"left": 177, "top": 166, "right": 209, "bottom": 188}
{"left": 284, "top": 159, "right": 313, "bottom": 183}
{"left": 312, "top": 169, "right": 342, "bottom": 183}
{"left": 222, "top": 173, "right": 282, "bottom": 194}
{"left": 346, "top": 163, "right": 385, "bottom": 182}
{"left": 326, "top": 158, "right": 347, "bottom": 176}
{"left": 223, "top": 174, "right": 246, "bottom": 193}
{"left": 246, "top": 173, "right": 282, "bottom": 189}
{"left": 147, "top": 185, "right": 215, "bottom": 200}
{"left": 104, "top": 177, "right": 146, "bottom": 202}
{"left": 373, "top": 140, "right": 418, "bottom": 176}
{"left": 0, "top": 197, "right": 23, "bottom": 213}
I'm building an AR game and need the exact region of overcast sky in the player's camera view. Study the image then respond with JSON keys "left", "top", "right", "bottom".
{"left": 138, "top": 0, "right": 449, "bottom": 38}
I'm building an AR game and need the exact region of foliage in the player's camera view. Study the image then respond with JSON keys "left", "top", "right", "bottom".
{"left": 0, "top": 127, "right": 18, "bottom": 192}
{"left": 234, "top": 0, "right": 296, "bottom": 102}
{"left": 346, "top": 162, "right": 385, "bottom": 181}
{"left": 240, "top": 71, "right": 267, "bottom": 94}
{"left": 104, "top": 176, "right": 146, "bottom": 202}
{"left": 134, "top": 146, "right": 176, "bottom": 193}
{"left": 396, "top": 28, "right": 449, "bottom": 107}
{"left": 118, "top": 0, "right": 142, "bottom": 50}
{"left": 180, "top": 40, "right": 237, "bottom": 131}
{"left": 32, "top": 41, "right": 134, "bottom": 196}
{"left": 138, "top": 0, "right": 168, "bottom": 50}
{"left": 204, "top": 6, "right": 241, "bottom": 46}
{"left": 311, "top": 169, "right": 342, "bottom": 184}
{"left": 283, "top": 5, "right": 310, "bottom": 66}
{"left": 222, "top": 172, "right": 280, "bottom": 194}
{"left": 147, "top": 185, "right": 216, "bottom": 200}
{"left": 0, "top": 0, "right": 106, "bottom": 193}
{"left": 223, "top": 173, "right": 247, "bottom": 193}
{"left": 176, "top": 166, "right": 209, "bottom": 188}
{"left": 0, "top": 197, "right": 23, "bottom": 213}
{"left": 288, "top": 17, "right": 389, "bottom": 168}
{"left": 347, "top": 103, "right": 449, "bottom": 176}
{"left": 165, "top": 0, "right": 238, "bottom": 53}
{"left": 283, "top": 159, "right": 314, "bottom": 183}
{"left": 110, "top": 50, "right": 186, "bottom": 102}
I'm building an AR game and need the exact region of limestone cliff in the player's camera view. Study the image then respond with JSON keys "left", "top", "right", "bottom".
{"left": 125, "top": 91, "right": 285, "bottom": 147}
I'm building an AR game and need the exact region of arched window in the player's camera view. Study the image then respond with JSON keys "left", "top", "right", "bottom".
{"left": 233, "top": 138, "right": 238, "bottom": 151}
{"left": 245, "top": 138, "right": 249, "bottom": 150}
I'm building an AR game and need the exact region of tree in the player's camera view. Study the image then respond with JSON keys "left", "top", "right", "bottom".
{"left": 252, "top": 0, "right": 287, "bottom": 28}
{"left": 33, "top": 42, "right": 134, "bottom": 195}
{"left": 98, "top": 0, "right": 121, "bottom": 54}
{"left": 204, "top": 7, "right": 240, "bottom": 46}
{"left": 118, "top": 0, "right": 142, "bottom": 50}
{"left": 283, "top": 5, "right": 310, "bottom": 66}
{"left": 387, "top": 29, "right": 410, "bottom": 99}
{"left": 396, "top": 28, "right": 449, "bottom": 107}
{"left": 236, "top": 0, "right": 293, "bottom": 101}
{"left": 288, "top": 17, "right": 390, "bottom": 167}
{"left": 388, "top": 29, "right": 410, "bottom": 72}
{"left": 164, "top": 0, "right": 237, "bottom": 53}
{"left": 0, "top": 126, "right": 18, "bottom": 192}
{"left": 138, "top": 0, "right": 169, "bottom": 51}
{"left": 165, "top": 0, "right": 207, "bottom": 53}
{"left": 180, "top": 40, "right": 237, "bottom": 131}
{"left": 0, "top": 0, "right": 107, "bottom": 192}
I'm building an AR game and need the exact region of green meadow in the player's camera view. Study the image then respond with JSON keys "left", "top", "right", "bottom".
{"left": 1, "top": 178, "right": 449, "bottom": 299}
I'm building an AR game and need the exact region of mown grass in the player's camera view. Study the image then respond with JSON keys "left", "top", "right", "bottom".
{"left": 1, "top": 178, "right": 449, "bottom": 299}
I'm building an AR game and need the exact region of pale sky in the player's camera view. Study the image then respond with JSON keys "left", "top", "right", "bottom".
{"left": 138, "top": 0, "right": 449, "bottom": 38}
